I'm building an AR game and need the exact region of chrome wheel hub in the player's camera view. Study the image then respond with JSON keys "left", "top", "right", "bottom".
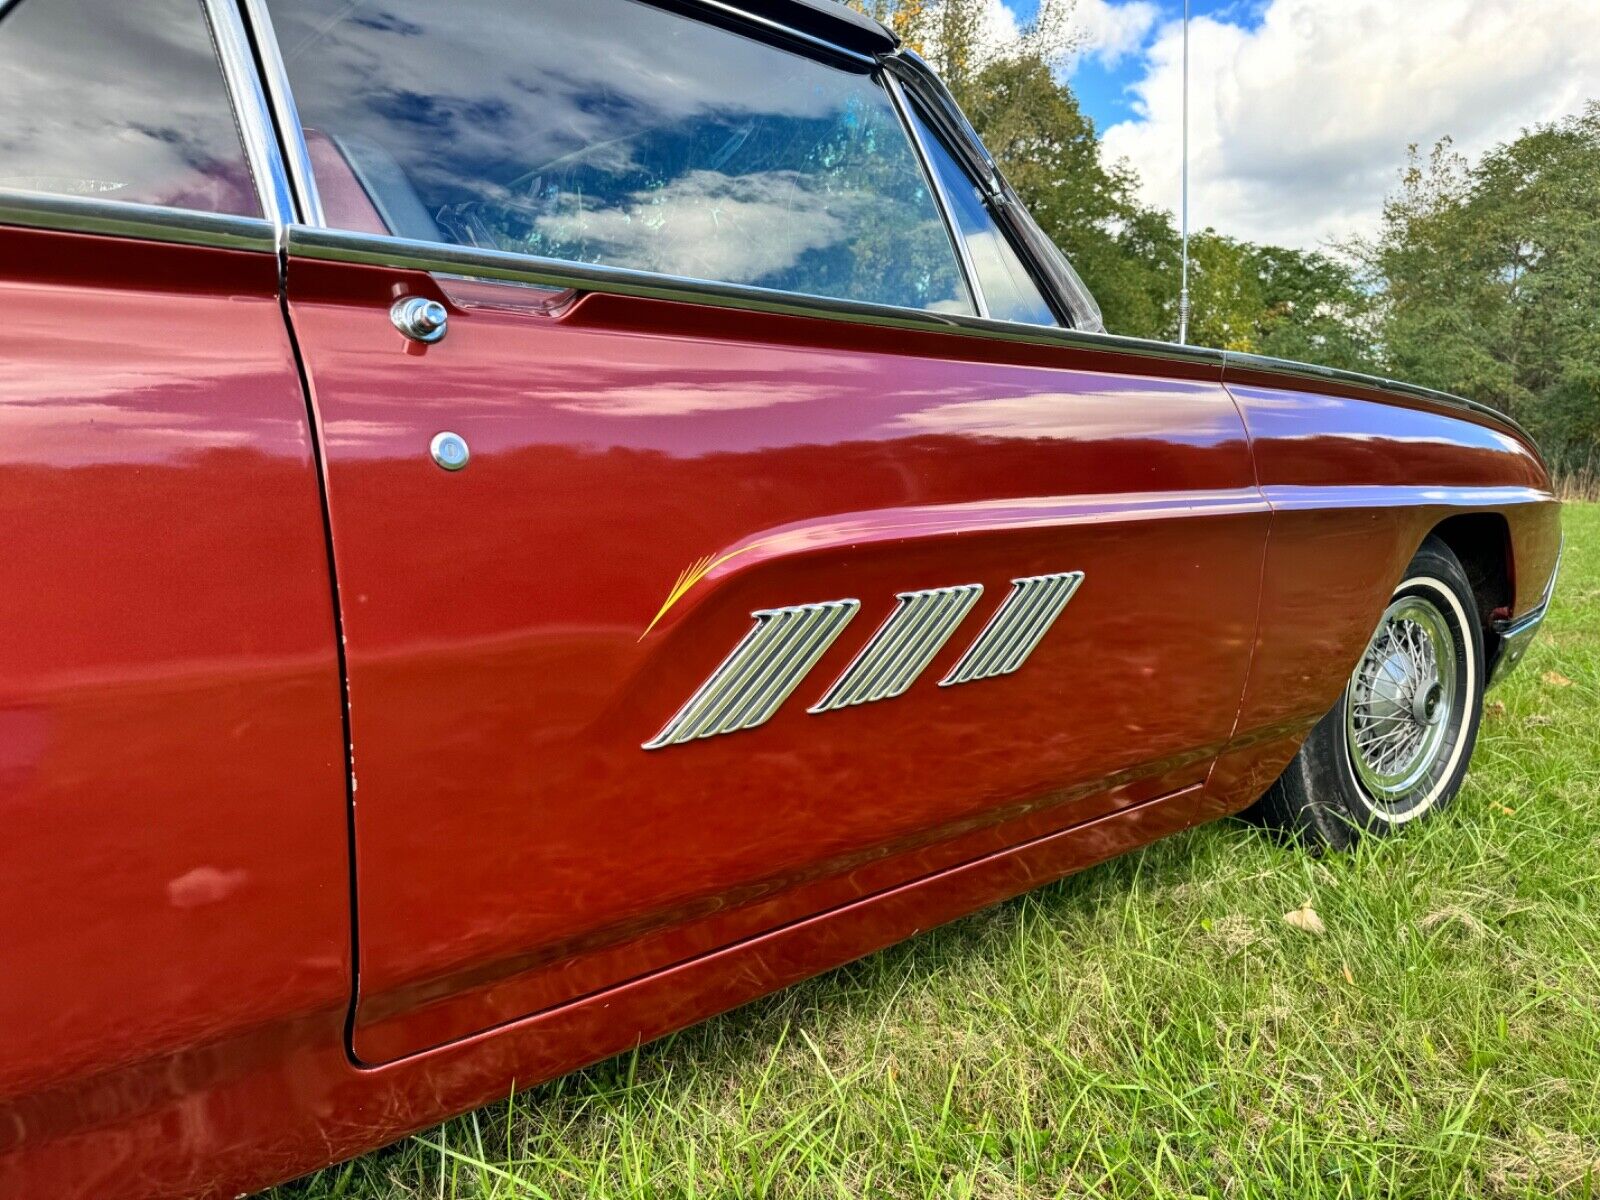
{"left": 1344, "top": 595, "right": 1458, "bottom": 805}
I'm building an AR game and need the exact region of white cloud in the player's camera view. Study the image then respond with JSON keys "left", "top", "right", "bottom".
{"left": 1069, "top": 0, "right": 1160, "bottom": 68}
{"left": 540, "top": 170, "right": 852, "bottom": 284}
{"left": 958, "top": 0, "right": 1157, "bottom": 71}
{"left": 1100, "top": 0, "right": 1600, "bottom": 249}
{"left": 916, "top": 0, "right": 1022, "bottom": 68}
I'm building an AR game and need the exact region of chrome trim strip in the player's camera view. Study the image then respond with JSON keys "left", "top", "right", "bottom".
{"left": 284, "top": 225, "right": 1218, "bottom": 364}
{"left": 0, "top": 189, "right": 276, "bottom": 252}
{"left": 644, "top": 600, "right": 860, "bottom": 749}
{"left": 885, "top": 73, "right": 987, "bottom": 319}
{"left": 203, "top": 0, "right": 296, "bottom": 228}
{"left": 0, "top": 0, "right": 23, "bottom": 21}
{"left": 941, "top": 571, "right": 1084, "bottom": 686}
{"left": 282, "top": 232, "right": 1529, "bottom": 445}
{"left": 810, "top": 584, "right": 983, "bottom": 712}
{"left": 236, "top": 0, "right": 325, "bottom": 226}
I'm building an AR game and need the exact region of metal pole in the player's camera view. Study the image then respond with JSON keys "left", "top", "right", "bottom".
{"left": 1177, "top": 0, "right": 1191, "bottom": 345}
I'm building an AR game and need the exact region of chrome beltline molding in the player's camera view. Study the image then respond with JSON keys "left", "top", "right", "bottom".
{"left": 286, "top": 224, "right": 1232, "bottom": 365}
{"left": 0, "top": 188, "right": 276, "bottom": 253}
{"left": 283, "top": 225, "right": 1536, "bottom": 447}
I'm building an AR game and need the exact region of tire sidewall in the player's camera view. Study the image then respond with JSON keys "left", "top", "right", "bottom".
{"left": 1326, "top": 544, "right": 1486, "bottom": 838}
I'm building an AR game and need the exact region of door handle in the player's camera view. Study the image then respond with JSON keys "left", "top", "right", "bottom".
{"left": 391, "top": 296, "right": 448, "bottom": 343}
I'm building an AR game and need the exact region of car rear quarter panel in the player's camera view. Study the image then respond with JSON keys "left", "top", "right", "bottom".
{"left": 1220, "top": 370, "right": 1560, "bottom": 756}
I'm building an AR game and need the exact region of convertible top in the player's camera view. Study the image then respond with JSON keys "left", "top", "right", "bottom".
{"left": 721, "top": 0, "right": 899, "bottom": 55}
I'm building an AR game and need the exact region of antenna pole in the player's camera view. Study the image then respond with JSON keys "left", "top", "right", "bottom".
{"left": 1177, "top": 0, "right": 1191, "bottom": 345}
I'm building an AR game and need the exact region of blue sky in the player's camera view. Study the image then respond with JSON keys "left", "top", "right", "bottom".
{"left": 1011, "top": 0, "right": 1263, "bottom": 131}
{"left": 987, "top": 0, "right": 1600, "bottom": 249}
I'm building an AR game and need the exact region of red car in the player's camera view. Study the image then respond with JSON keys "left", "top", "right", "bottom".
{"left": 0, "top": 0, "right": 1561, "bottom": 1195}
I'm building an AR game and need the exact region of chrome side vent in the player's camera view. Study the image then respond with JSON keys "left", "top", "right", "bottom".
{"left": 940, "top": 571, "right": 1084, "bottom": 686}
{"left": 809, "top": 584, "right": 983, "bottom": 713}
{"left": 643, "top": 599, "right": 860, "bottom": 749}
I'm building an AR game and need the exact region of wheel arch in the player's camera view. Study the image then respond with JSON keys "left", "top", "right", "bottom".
{"left": 1423, "top": 512, "right": 1514, "bottom": 663}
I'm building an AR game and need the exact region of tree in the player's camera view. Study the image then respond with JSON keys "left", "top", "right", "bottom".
{"left": 1248, "top": 244, "right": 1378, "bottom": 372}
{"left": 956, "top": 52, "right": 1171, "bottom": 337}
{"left": 1358, "top": 105, "right": 1600, "bottom": 472}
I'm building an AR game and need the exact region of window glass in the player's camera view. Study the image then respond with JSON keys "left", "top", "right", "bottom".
{"left": 0, "top": 0, "right": 259, "bottom": 216}
{"left": 909, "top": 107, "right": 1058, "bottom": 327}
{"left": 267, "top": 0, "right": 973, "bottom": 314}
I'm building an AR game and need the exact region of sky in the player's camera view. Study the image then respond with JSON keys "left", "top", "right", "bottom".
{"left": 988, "top": 0, "right": 1600, "bottom": 251}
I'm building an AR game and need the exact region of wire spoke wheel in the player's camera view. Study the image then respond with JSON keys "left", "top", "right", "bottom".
{"left": 1246, "top": 539, "right": 1486, "bottom": 849}
{"left": 1343, "top": 594, "right": 1461, "bottom": 814}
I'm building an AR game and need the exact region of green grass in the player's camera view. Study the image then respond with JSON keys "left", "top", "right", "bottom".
{"left": 274, "top": 504, "right": 1600, "bottom": 1200}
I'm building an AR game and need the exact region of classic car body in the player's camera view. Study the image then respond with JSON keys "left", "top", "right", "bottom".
{"left": 0, "top": 0, "right": 1561, "bottom": 1195}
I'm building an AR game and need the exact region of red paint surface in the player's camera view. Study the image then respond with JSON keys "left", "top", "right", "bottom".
{"left": 0, "top": 226, "right": 349, "bottom": 1110}
{"left": 283, "top": 263, "right": 1268, "bottom": 1061}
{"left": 0, "top": 223, "right": 1560, "bottom": 1199}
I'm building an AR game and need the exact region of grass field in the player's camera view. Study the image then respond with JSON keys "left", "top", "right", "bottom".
{"left": 275, "top": 504, "right": 1599, "bottom": 1200}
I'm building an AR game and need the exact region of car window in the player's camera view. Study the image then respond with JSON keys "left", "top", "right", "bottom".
{"left": 0, "top": 0, "right": 259, "bottom": 216}
{"left": 907, "top": 105, "right": 1059, "bottom": 327}
{"left": 266, "top": 0, "right": 974, "bottom": 315}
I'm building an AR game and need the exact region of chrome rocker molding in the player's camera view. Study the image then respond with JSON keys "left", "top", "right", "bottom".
{"left": 811, "top": 584, "right": 985, "bottom": 712}
{"left": 941, "top": 572, "right": 1084, "bottom": 686}
{"left": 643, "top": 600, "right": 861, "bottom": 749}
{"left": 1489, "top": 540, "right": 1563, "bottom": 686}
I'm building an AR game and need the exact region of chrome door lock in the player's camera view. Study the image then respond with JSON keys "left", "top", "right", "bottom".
{"left": 391, "top": 296, "right": 449, "bottom": 343}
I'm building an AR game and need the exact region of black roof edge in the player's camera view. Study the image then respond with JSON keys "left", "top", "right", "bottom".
{"left": 727, "top": 0, "right": 899, "bottom": 55}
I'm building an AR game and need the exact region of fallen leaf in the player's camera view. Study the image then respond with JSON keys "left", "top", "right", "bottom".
{"left": 1542, "top": 670, "right": 1574, "bottom": 688}
{"left": 1342, "top": 961, "right": 1355, "bottom": 984}
{"left": 1525, "top": 714, "right": 1554, "bottom": 727}
{"left": 1486, "top": 700, "right": 1508, "bottom": 719}
{"left": 1497, "top": 804, "right": 1516, "bottom": 816}
{"left": 1283, "top": 906, "right": 1326, "bottom": 936}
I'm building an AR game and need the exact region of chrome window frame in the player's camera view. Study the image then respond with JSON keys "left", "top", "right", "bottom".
{"left": 205, "top": 0, "right": 296, "bottom": 229}
{"left": 248, "top": 0, "right": 981, "bottom": 320}
{"left": 888, "top": 73, "right": 1068, "bottom": 329}
{"left": 236, "top": 0, "right": 322, "bottom": 225}
{"left": 884, "top": 71, "right": 988, "bottom": 320}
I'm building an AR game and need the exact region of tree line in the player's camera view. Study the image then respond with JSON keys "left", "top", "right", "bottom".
{"left": 851, "top": 0, "right": 1600, "bottom": 487}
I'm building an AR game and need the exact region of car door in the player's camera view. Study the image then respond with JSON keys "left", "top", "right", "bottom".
{"left": 256, "top": 0, "right": 1270, "bottom": 1063}
{"left": 0, "top": 0, "right": 350, "bottom": 1108}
